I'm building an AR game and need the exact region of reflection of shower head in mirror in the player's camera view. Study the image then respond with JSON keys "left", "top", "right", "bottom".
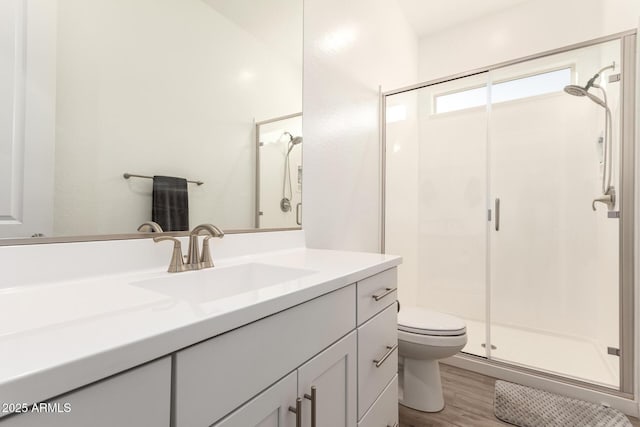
{"left": 283, "top": 131, "right": 303, "bottom": 145}
{"left": 282, "top": 131, "right": 303, "bottom": 155}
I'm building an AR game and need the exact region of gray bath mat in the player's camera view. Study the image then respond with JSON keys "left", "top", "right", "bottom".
{"left": 494, "top": 380, "right": 632, "bottom": 427}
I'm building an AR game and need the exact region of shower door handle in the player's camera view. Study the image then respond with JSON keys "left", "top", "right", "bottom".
{"left": 495, "top": 198, "right": 500, "bottom": 231}
{"left": 296, "top": 203, "right": 302, "bottom": 226}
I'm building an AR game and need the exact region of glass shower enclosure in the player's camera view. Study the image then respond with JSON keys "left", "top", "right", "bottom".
{"left": 383, "top": 33, "right": 636, "bottom": 393}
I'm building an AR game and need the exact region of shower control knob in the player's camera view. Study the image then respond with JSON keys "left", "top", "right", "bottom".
{"left": 592, "top": 187, "right": 615, "bottom": 211}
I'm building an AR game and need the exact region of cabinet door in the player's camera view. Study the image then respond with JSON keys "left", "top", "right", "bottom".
{"left": 0, "top": 358, "right": 170, "bottom": 427}
{"left": 297, "top": 331, "right": 357, "bottom": 427}
{"left": 214, "top": 372, "right": 298, "bottom": 427}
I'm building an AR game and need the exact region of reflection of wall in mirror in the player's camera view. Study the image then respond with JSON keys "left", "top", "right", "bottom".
{"left": 50, "top": 0, "right": 302, "bottom": 236}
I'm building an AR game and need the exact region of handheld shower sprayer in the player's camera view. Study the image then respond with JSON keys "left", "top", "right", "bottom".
{"left": 563, "top": 62, "right": 616, "bottom": 211}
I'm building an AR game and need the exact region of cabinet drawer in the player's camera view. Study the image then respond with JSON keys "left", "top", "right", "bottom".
{"left": 358, "top": 375, "right": 398, "bottom": 427}
{"left": 357, "top": 268, "right": 397, "bottom": 326}
{"left": 0, "top": 358, "right": 171, "bottom": 427}
{"left": 357, "top": 303, "right": 397, "bottom": 420}
{"left": 175, "top": 284, "right": 356, "bottom": 427}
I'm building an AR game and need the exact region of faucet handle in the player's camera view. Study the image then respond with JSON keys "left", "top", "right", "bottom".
{"left": 200, "top": 236, "right": 215, "bottom": 268}
{"left": 153, "top": 236, "right": 187, "bottom": 273}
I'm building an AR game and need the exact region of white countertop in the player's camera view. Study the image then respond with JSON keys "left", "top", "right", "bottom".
{"left": 0, "top": 247, "right": 400, "bottom": 408}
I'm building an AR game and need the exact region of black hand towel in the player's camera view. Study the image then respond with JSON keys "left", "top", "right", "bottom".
{"left": 152, "top": 175, "right": 189, "bottom": 232}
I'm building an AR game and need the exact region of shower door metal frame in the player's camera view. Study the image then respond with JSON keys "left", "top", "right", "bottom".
{"left": 380, "top": 30, "right": 637, "bottom": 397}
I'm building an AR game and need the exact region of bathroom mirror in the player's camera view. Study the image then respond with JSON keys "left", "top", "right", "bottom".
{"left": 0, "top": 0, "right": 302, "bottom": 242}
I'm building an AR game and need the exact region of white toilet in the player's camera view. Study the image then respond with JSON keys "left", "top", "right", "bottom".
{"left": 398, "top": 306, "right": 467, "bottom": 412}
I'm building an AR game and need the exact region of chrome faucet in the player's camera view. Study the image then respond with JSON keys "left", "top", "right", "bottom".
{"left": 153, "top": 224, "right": 224, "bottom": 273}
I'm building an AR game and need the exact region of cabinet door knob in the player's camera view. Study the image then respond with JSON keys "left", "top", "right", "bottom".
{"left": 373, "top": 344, "right": 398, "bottom": 368}
{"left": 304, "top": 386, "right": 317, "bottom": 427}
{"left": 288, "top": 397, "right": 302, "bottom": 427}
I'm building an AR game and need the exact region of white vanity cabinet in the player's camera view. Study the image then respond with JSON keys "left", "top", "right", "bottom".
{"left": 1, "top": 263, "right": 400, "bottom": 427}
{"left": 356, "top": 268, "right": 399, "bottom": 426}
{"left": 213, "top": 372, "right": 298, "bottom": 427}
{"left": 215, "top": 332, "right": 357, "bottom": 427}
{"left": 297, "top": 331, "right": 357, "bottom": 427}
{"left": 0, "top": 358, "right": 171, "bottom": 427}
{"left": 174, "top": 284, "right": 357, "bottom": 426}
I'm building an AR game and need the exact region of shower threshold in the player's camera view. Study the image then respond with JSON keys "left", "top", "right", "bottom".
{"left": 461, "top": 318, "right": 619, "bottom": 388}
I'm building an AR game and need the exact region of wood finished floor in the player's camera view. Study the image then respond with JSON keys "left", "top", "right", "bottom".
{"left": 399, "top": 364, "right": 640, "bottom": 427}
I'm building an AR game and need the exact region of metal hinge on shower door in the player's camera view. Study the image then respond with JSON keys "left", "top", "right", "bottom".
{"left": 607, "top": 347, "right": 621, "bottom": 356}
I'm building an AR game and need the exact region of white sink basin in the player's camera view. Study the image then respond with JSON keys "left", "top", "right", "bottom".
{"left": 131, "top": 263, "right": 316, "bottom": 302}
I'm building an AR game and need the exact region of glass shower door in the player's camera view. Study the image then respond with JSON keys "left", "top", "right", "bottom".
{"left": 488, "top": 39, "right": 621, "bottom": 387}
{"left": 384, "top": 72, "right": 491, "bottom": 358}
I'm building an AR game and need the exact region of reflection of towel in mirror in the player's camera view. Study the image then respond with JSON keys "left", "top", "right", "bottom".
{"left": 152, "top": 176, "right": 189, "bottom": 232}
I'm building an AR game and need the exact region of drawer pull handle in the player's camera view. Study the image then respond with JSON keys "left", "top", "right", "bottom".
{"left": 373, "top": 344, "right": 398, "bottom": 368}
{"left": 304, "top": 386, "right": 317, "bottom": 427}
{"left": 288, "top": 398, "right": 302, "bottom": 427}
{"left": 372, "top": 287, "right": 395, "bottom": 301}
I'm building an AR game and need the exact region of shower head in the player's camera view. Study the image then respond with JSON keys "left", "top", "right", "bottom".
{"left": 286, "top": 135, "right": 302, "bottom": 155}
{"left": 564, "top": 85, "right": 588, "bottom": 97}
{"left": 584, "top": 90, "right": 608, "bottom": 109}
{"left": 563, "top": 62, "right": 615, "bottom": 99}
{"left": 564, "top": 84, "right": 608, "bottom": 109}
{"left": 283, "top": 132, "right": 303, "bottom": 145}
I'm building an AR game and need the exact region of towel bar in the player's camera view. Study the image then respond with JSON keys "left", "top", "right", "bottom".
{"left": 123, "top": 173, "right": 204, "bottom": 186}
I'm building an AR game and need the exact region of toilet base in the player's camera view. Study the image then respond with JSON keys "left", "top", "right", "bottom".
{"left": 399, "top": 358, "right": 444, "bottom": 412}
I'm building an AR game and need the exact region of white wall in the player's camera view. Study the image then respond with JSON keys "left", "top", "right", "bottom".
{"left": 303, "top": 0, "right": 418, "bottom": 252}
{"left": 54, "top": 0, "right": 302, "bottom": 236}
{"left": 417, "top": 0, "right": 640, "bottom": 82}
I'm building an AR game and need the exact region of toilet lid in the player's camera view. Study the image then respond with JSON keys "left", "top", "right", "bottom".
{"left": 398, "top": 306, "right": 466, "bottom": 336}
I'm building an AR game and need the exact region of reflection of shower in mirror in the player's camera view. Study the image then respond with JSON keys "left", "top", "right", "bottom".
{"left": 281, "top": 132, "right": 303, "bottom": 212}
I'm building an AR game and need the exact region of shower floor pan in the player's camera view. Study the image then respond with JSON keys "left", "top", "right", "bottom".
{"left": 460, "top": 318, "right": 619, "bottom": 388}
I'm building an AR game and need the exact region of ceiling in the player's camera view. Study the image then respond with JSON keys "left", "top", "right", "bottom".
{"left": 396, "top": 0, "right": 532, "bottom": 38}
{"left": 202, "top": 0, "right": 302, "bottom": 67}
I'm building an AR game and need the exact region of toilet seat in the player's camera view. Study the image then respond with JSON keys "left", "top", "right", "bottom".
{"left": 398, "top": 306, "right": 466, "bottom": 336}
{"left": 398, "top": 328, "right": 467, "bottom": 348}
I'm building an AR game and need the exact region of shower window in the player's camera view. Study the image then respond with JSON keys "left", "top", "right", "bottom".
{"left": 433, "top": 67, "right": 572, "bottom": 114}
